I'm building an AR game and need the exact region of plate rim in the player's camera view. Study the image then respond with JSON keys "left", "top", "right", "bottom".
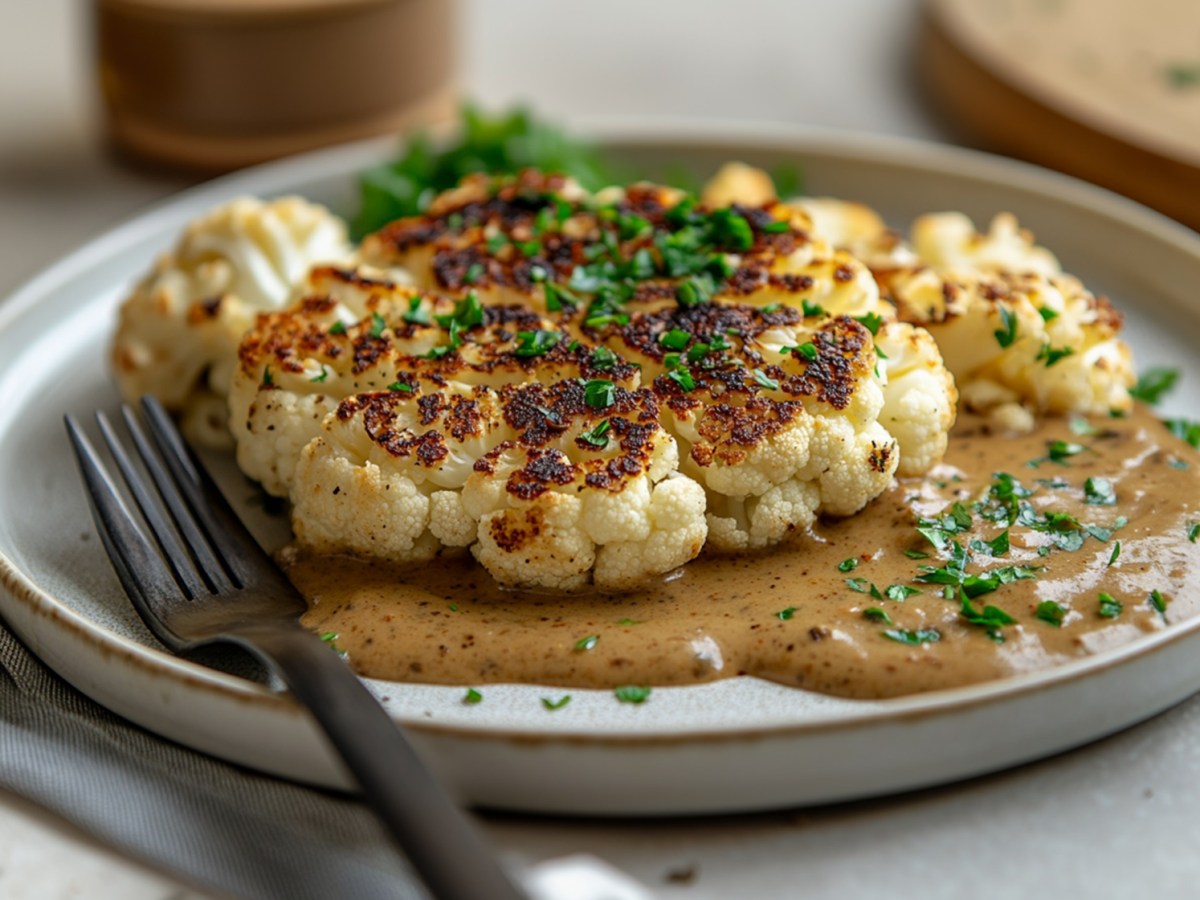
{"left": 3, "top": 116, "right": 1200, "bottom": 747}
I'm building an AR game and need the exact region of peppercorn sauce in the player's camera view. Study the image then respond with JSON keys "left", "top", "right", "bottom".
{"left": 290, "top": 406, "right": 1200, "bottom": 699}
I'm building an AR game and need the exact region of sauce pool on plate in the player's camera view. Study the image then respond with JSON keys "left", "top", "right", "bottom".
{"left": 289, "top": 406, "right": 1200, "bottom": 699}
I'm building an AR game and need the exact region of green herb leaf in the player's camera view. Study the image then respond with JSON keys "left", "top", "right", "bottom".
{"left": 863, "top": 607, "right": 893, "bottom": 624}
{"left": 614, "top": 685, "right": 651, "bottom": 704}
{"left": 846, "top": 577, "right": 870, "bottom": 593}
{"left": 1098, "top": 592, "right": 1123, "bottom": 618}
{"left": 667, "top": 368, "right": 697, "bottom": 391}
{"left": 574, "top": 635, "right": 599, "bottom": 651}
{"left": 329, "top": 320, "right": 348, "bottom": 336}
{"left": 753, "top": 369, "right": 780, "bottom": 391}
{"left": 993, "top": 307, "right": 1018, "bottom": 348}
{"left": 463, "top": 688, "right": 483, "bottom": 704}
{"left": 368, "top": 312, "right": 387, "bottom": 338}
{"left": 1108, "top": 541, "right": 1121, "bottom": 566}
{"left": 1083, "top": 477, "right": 1116, "bottom": 506}
{"left": 837, "top": 558, "right": 859, "bottom": 573}
{"left": 801, "top": 299, "right": 826, "bottom": 317}
{"left": 794, "top": 342, "right": 818, "bottom": 361}
{"left": 1038, "top": 307, "right": 1060, "bottom": 323}
{"left": 1130, "top": 367, "right": 1179, "bottom": 405}
{"left": 855, "top": 312, "right": 883, "bottom": 335}
{"left": 579, "top": 418, "right": 611, "bottom": 448}
{"left": 590, "top": 346, "right": 617, "bottom": 370}
{"left": 1166, "top": 418, "right": 1200, "bottom": 448}
{"left": 1035, "top": 601, "right": 1066, "bottom": 627}
{"left": 514, "top": 329, "right": 561, "bottom": 357}
{"left": 616, "top": 617, "right": 642, "bottom": 626}
{"left": 387, "top": 380, "right": 413, "bottom": 393}
{"left": 541, "top": 695, "right": 571, "bottom": 711}
{"left": 1149, "top": 589, "right": 1168, "bottom": 620}
{"left": 777, "top": 607, "right": 798, "bottom": 621}
{"left": 883, "top": 628, "right": 941, "bottom": 646}
{"left": 584, "top": 379, "right": 616, "bottom": 409}
{"left": 885, "top": 584, "right": 921, "bottom": 602}
{"left": 1036, "top": 343, "right": 1075, "bottom": 367}
{"left": 309, "top": 366, "right": 329, "bottom": 383}
{"left": 658, "top": 328, "right": 692, "bottom": 351}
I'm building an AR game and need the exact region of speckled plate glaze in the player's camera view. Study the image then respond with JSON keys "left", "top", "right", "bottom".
{"left": 2, "top": 121, "right": 1200, "bottom": 815}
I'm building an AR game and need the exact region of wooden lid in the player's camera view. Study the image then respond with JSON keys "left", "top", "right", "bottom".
{"left": 922, "top": 0, "right": 1200, "bottom": 230}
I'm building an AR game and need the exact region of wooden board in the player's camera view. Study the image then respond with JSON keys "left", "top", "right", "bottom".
{"left": 922, "top": 0, "right": 1200, "bottom": 231}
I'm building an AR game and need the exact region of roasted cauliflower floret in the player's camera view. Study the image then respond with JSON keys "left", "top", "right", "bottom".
{"left": 357, "top": 170, "right": 883, "bottom": 322}
{"left": 783, "top": 193, "right": 1135, "bottom": 425}
{"left": 601, "top": 305, "right": 903, "bottom": 550}
{"left": 112, "top": 196, "right": 350, "bottom": 444}
{"left": 292, "top": 382, "right": 708, "bottom": 591}
{"left": 230, "top": 266, "right": 635, "bottom": 495}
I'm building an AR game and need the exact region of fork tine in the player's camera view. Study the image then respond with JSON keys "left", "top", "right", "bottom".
{"left": 95, "top": 410, "right": 214, "bottom": 601}
{"left": 117, "top": 405, "right": 234, "bottom": 595}
{"left": 64, "top": 415, "right": 185, "bottom": 650}
{"left": 140, "top": 397, "right": 280, "bottom": 587}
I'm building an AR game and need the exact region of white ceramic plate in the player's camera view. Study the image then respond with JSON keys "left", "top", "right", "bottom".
{"left": 3, "top": 121, "right": 1200, "bottom": 816}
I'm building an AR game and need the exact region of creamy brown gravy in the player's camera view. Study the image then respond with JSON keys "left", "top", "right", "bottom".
{"left": 290, "top": 407, "right": 1200, "bottom": 698}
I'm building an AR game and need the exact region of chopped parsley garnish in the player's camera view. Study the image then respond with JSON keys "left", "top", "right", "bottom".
{"left": 1166, "top": 63, "right": 1200, "bottom": 89}
{"left": 387, "top": 380, "right": 413, "bottom": 393}
{"left": 1036, "top": 344, "right": 1075, "bottom": 367}
{"left": 1098, "top": 592, "right": 1123, "bottom": 618}
{"left": 658, "top": 328, "right": 692, "bottom": 351}
{"left": 904, "top": 548, "right": 930, "bottom": 560}
{"left": 261, "top": 366, "right": 274, "bottom": 387}
{"left": 855, "top": 312, "right": 883, "bottom": 335}
{"left": 1084, "top": 477, "right": 1116, "bottom": 506}
{"left": 583, "top": 379, "right": 616, "bottom": 409}
{"left": 329, "top": 321, "right": 347, "bottom": 335}
{"left": 1189, "top": 523, "right": 1200, "bottom": 543}
{"left": 514, "top": 329, "right": 560, "bottom": 357}
{"left": 1149, "top": 589, "right": 1168, "bottom": 620}
{"left": 368, "top": 312, "right": 387, "bottom": 338}
{"left": 541, "top": 696, "right": 571, "bottom": 711}
{"left": 675, "top": 274, "right": 716, "bottom": 308}
{"left": 883, "top": 628, "right": 941, "bottom": 646}
{"left": 1108, "top": 541, "right": 1121, "bottom": 566}
{"left": 309, "top": 366, "right": 329, "bottom": 383}
{"left": 916, "top": 541, "right": 1038, "bottom": 598}
{"left": 846, "top": 577, "right": 871, "bottom": 593}
{"left": 794, "top": 342, "right": 818, "bottom": 361}
{"left": 993, "top": 307, "right": 1018, "bottom": 348}
{"left": 403, "top": 296, "right": 431, "bottom": 325}
{"left": 863, "top": 607, "right": 893, "bottom": 624}
{"left": 1069, "top": 417, "right": 1099, "bottom": 436}
{"left": 1038, "top": 307, "right": 1060, "bottom": 323}
{"left": 590, "top": 346, "right": 617, "bottom": 370}
{"left": 463, "top": 262, "right": 484, "bottom": 284}
{"left": 351, "top": 104, "right": 615, "bottom": 238}
{"left": 463, "top": 688, "right": 483, "bottom": 704}
{"left": 1035, "top": 601, "right": 1066, "bottom": 627}
{"left": 801, "top": 299, "right": 826, "bottom": 317}
{"left": 614, "top": 685, "right": 651, "bottom": 704}
{"left": 667, "top": 368, "right": 697, "bottom": 391}
{"left": 579, "top": 418, "right": 611, "bottom": 448}
{"left": 616, "top": 617, "right": 642, "bottom": 626}
{"left": 1129, "top": 367, "right": 1179, "bottom": 405}
{"left": 1029, "top": 440, "right": 1087, "bottom": 467}
{"left": 574, "top": 635, "right": 599, "bottom": 651}
{"left": 753, "top": 369, "right": 780, "bottom": 391}
{"left": 960, "top": 593, "right": 1017, "bottom": 641}
{"left": 885, "top": 584, "right": 921, "bottom": 602}
{"left": 837, "top": 558, "right": 859, "bottom": 573}
{"left": 543, "top": 281, "right": 578, "bottom": 312}
{"left": 1166, "top": 418, "right": 1200, "bottom": 449}
{"left": 777, "top": 607, "right": 798, "bottom": 621}
{"left": 970, "top": 530, "right": 1011, "bottom": 557}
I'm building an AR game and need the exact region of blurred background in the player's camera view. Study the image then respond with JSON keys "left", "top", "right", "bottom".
{"left": 3, "top": 0, "right": 1196, "bottom": 302}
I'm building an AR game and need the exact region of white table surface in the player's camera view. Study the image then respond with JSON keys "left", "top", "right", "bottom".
{"left": 2, "top": 1, "right": 1197, "bottom": 898}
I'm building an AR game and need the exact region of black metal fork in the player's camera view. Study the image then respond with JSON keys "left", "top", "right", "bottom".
{"left": 64, "top": 397, "right": 526, "bottom": 900}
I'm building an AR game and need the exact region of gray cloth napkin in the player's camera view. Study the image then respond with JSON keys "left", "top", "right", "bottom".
{"left": 0, "top": 621, "right": 427, "bottom": 900}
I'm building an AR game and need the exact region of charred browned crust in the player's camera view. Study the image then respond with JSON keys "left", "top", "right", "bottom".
{"left": 359, "top": 169, "right": 817, "bottom": 308}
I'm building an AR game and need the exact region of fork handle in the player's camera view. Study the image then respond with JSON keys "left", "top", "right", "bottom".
{"left": 224, "top": 621, "right": 528, "bottom": 900}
